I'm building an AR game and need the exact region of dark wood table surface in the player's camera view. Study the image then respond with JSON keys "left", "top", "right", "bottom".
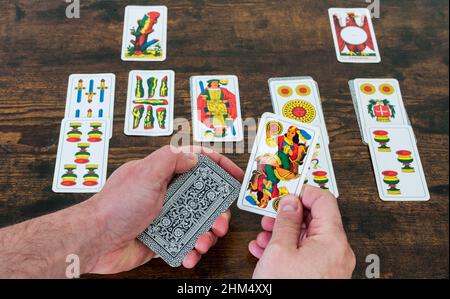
{"left": 0, "top": 0, "right": 448, "bottom": 279}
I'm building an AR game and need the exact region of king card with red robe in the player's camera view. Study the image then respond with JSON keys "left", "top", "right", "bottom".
{"left": 328, "top": 8, "right": 381, "bottom": 63}
{"left": 237, "top": 113, "right": 319, "bottom": 218}
{"left": 190, "top": 75, "right": 243, "bottom": 142}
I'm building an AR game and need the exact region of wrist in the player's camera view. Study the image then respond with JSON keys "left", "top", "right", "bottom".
{"left": 71, "top": 196, "right": 106, "bottom": 274}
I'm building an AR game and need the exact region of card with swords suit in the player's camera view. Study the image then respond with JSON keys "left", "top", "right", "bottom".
{"left": 64, "top": 73, "right": 116, "bottom": 138}
{"left": 190, "top": 75, "right": 244, "bottom": 142}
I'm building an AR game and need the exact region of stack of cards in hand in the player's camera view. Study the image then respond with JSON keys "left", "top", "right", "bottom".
{"left": 349, "top": 79, "right": 429, "bottom": 201}
{"left": 52, "top": 74, "right": 116, "bottom": 193}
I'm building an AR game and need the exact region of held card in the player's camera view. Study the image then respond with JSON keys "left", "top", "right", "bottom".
{"left": 237, "top": 113, "right": 319, "bottom": 218}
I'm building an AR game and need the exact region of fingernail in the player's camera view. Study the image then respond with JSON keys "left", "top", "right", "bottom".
{"left": 279, "top": 196, "right": 299, "bottom": 212}
{"left": 185, "top": 152, "right": 198, "bottom": 162}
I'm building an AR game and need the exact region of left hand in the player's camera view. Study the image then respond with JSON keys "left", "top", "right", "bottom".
{"left": 86, "top": 145, "right": 244, "bottom": 274}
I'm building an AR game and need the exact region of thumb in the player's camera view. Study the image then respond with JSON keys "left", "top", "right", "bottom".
{"left": 269, "top": 195, "right": 304, "bottom": 249}
{"left": 139, "top": 145, "right": 199, "bottom": 184}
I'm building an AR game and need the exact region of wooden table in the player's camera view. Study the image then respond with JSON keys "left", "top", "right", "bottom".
{"left": 0, "top": 0, "right": 448, "bottom": 279}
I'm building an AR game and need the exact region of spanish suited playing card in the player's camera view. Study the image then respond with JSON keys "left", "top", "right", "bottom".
{"left": 366, "top": 125, "right": 429, "bottom": 201}
{"left": 138, "top": 155, "right": 241, "bottom": 267}
{"left": 237, "top": 113, "right": 319, "bottom": 218}
{"left": 328, "top": 8, "right": 381, "bottom": 63}
{"left": 269, "top": 76, "right": 329, "bottom": 144}
{"left": 124, "top": 70, "right": 174, "bottom": 136}
{"left": 64, "top": 73, "right": 115, "bottom": 138}
{"left": 190, "top": 75, "right": 244, "bottom": 143}
{"left": 121, "top": 5, "right": 167, "bottom": 61}
{"left": 350, "top": 78, "right": 410, "bottom": 143}
{"left": 305, "top": 127, "right": 339, "bottom": 197}
{"left": 52, "top": 119, "right": 110, "bottom": 193}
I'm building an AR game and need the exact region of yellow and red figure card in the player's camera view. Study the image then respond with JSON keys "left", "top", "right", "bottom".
{"left": 190, "top": 75, "right": 243, "bottom": 142}
{"left": 237, "top": 113, "right": 319, "bottom": 218}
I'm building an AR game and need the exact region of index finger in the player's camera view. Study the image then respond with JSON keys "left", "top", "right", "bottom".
{"left": 300, "top": 185, "right": 344, "bottom": 236}
{"left": 177, "top": 145, "right": 244, "bottom": 182}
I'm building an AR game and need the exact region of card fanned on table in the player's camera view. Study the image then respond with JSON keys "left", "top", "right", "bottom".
{"left": 349, "top": 78, "right": 429, "bottom": 201}
{"left": 53, "top": 73, "right": 115, "bottom": 193}
{"left": 268, "top": 76, "right": 339, "bottom": 197}
{"left": 138, "top": 155, "right": 241, "bottom": 267}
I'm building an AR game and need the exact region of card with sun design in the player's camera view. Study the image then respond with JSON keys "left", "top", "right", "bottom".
{"left": 269, "top": 76, "right": 329, "bottom": 144}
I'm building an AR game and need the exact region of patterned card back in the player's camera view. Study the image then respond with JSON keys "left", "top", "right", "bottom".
{"left": 138, "top": 154, "right": 241, "bottom": 267}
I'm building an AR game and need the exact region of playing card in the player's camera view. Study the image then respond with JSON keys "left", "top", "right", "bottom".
{"left": 237, "top": 112, "right": 319, "bottom": 218}
{"left": 328, "top": 8, "right": 381, "bottom": 63}
{"left": 121, "top": 5, "right": 167, "bottom": 61}
{"left": 52, "top": 119, "right": 110, "bottom": 193}
{"left": 124, "top": 70, "right": 174, "bottom": 136}
{"left": 190, "top": 75, "right": 243, "bottom": 142}
{"left": 305, "top": 128, "right": 339, "bottom": 197}
{"left": 269, "top": 76, "right": 329, "bottom": 144}
{"left": 138, "top": 155, "right": 241, "bottom": 267}
{"left": 64, "top": 74, "right": 115, "bottom": 138}
{"left": 366, "top": 125, "right": 429, "bottom": 201}
{"left": 350, "top": 79, "right": 410, "bottom": 143}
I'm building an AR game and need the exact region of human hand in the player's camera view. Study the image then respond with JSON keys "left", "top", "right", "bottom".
{"left": 86, "top": 145, "right": 244, "bottom": 274}
{"left": 249, "top": 185, "right": 355, "bottom": 278}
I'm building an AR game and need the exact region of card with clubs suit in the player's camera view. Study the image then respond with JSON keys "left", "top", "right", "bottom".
{"left": 121, "top": 5, "right": 168, "bottom": 61}
{"left": 124, "top": 70, "right": 175, "bottom": 136}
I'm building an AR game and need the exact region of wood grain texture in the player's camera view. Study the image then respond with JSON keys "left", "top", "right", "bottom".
{"left": 0, "top": 0, "right": 448, "bottom": 279}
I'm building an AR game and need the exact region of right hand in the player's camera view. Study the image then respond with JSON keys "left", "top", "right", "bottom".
{"left": 249, "top": 185, "right": 356, "bottom": 278}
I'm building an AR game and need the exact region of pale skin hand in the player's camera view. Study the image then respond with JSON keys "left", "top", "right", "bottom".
{"left": 89, "top": 145, "right": 244, "bottom": 273}
{"left": 0, "top": 145, "right": 244, "bottom": 278}
{"left": 249, "top": 185, "right": 356, "bottom": 279}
